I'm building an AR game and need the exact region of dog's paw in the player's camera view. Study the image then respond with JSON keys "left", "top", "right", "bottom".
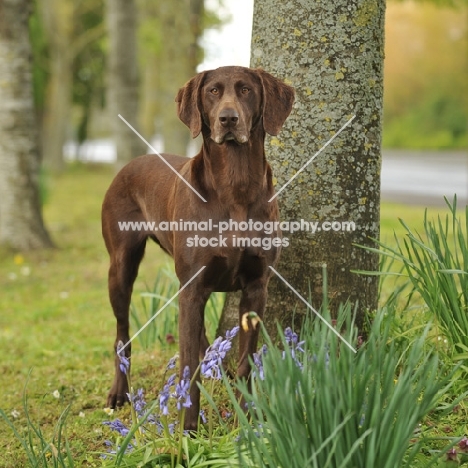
{"left": 107, "top": 379, "right": 130, "bottom": 408}
{"left": 106, "top": 392, "right": 129, "bottom": 409}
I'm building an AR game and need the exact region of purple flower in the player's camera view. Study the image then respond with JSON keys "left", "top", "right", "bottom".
{"left": 101, "top": 439, "right": 134, "bottom": 458}
{"left": 253, "top": 344, "right": 268, "bottom": 380}
{"left": 127, "top": 388, "right": 146, "bottom": 417}
{"left": 175, "top": 366, "right": 192, "bottom": 411}
{"left": 116, "top": 341, "right": 130, "bottom": 375}
{"left": 199, "top": 409, "right": 207, "bottom": 424}
{"left": 284, "top": 327, "right": 305, "bottom": 353}
{"left": 159, "top": 374, "right": 176, "bottom": 416}
{"left": 103, "top": 418, "right": 130, "bottom": 437}
{"left": 225, "top": 326, "right": 240, "bottom": 340}
{"left": 283, "top": 327, "right": 305, "bottom": 370}
{"left": 166, "top": 354, "right": 178, "bottom": 370}
{"left": 201, "top": 326, "right": 240, "bottom": 380}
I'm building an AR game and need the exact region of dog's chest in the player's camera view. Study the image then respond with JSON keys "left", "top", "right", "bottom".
{"left": 201, "top": 247, "right": 271, "bottom": 292}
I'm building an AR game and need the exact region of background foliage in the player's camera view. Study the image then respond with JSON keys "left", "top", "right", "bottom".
{"left": 26, "top": 0, "right": 468, "bottom": 153}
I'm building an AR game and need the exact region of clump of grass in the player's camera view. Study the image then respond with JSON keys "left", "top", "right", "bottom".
{"left": 364, "top": 197, "right": 468, "bottom": 365}
{"left": 228, "top": 306, "right": 461, "bottom": 468}
{"left": 0, "top": 372, "right": 74, "bottom": 468}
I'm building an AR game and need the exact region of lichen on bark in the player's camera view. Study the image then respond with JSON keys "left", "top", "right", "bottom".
{"left": 248, "top": 0, "right": 385, "bottom": 333}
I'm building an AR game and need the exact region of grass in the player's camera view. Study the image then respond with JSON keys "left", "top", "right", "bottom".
{"left": 0, "top": 164, "right": 173, "bottom": 466}
{"left": 231, "top": 308, "right": 461, "bottom": 468}
{"left": 0, "top": 163, "right": 465, "bottom": 466}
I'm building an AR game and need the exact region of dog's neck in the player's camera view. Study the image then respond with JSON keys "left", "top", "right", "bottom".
{"left": 196, "top": 125, "right": 270, "bottom": 211}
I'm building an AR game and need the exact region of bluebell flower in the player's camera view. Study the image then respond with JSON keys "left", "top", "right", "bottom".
{"left": 168, "top": 422, "right": 176, "bottom": 434}
{"left": 103, "top": 418, "right": 130, "bottom": 437}
{"left": 116, "top": 341, "right": 130, "bottom": 375}
{"left": 175, "top": 366, "right": 192, "bottom": 410}
{"left": 166, "top": 354, "right": 178, "bottom": 370}
{"left": 201, "top": 326, "right": 240, "bottom": 380}
{"left": 284, "top": 327, "right": 305, "bottom": 353}
{"left": 127, "top": 388, "right": 146, "bottom": 418}
{"left": 283, "top": 327, "right": 305, "bottom": 370}
{"left": 225, "top": 326, "right": 240, "bottom": 340}
{"left": 102, "top": 440, "right": 115, "bottom": 458}
{"left": 159, "top": 373, "right": 176, "bottom": 416}
{"left": 199, "top": 409, "right": 207, "bottom": 424}
{"left": 252, "top": 344, "right": 268, "bottom": 380}
{"left": 102, "top": 440, "right": 134, "bottom": 458}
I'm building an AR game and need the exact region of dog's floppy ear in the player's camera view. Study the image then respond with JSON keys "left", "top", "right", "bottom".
{"left": 256, "top": 69, "right": 295, "bottom": 136}
{"left": 175, "top": 71, "right": 207, "bottom": 138}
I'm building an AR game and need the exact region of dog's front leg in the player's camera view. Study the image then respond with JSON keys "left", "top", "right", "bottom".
{"left": 178, "top": 283, "right": 207, "bottom": 431}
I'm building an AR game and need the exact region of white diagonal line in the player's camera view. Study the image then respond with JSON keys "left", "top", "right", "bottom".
{"left": 269, "top": 266, "right": 357, "bottom": 353}
{"left": 117, "top": 266, "right": 206, "bottom": 354}
{"left": 269, "top": 114, "right": 356, "bottom": 202}
{"left": 118, "top": 114, "right": 207, "bottom": 203}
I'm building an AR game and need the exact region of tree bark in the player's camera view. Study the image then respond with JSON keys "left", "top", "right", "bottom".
{"left": 139, "top": 1, "right": 205, "bottom": 155}
{"left": 219, "top": 0, "right": 384, "bottom": 337}
{"left": 0, "top": 0, "right": 54, "bottom": 250}
{"left": 158, "top": 1, "right": 197, "bottom": 156}
{"left": 40, "top": 0, "right": 74, "bottom": 173}
{"left": 107, "top": 0, "right": 145, "bottom": 169}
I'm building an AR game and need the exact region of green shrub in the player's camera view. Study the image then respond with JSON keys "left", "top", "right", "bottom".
{"left": 370, "top": 197, "right": 468, "bottom": 367}
{"left": 229, "top": 307, "right": 458, "bottom": 468}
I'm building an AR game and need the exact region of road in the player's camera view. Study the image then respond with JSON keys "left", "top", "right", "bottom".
{"left": 381, "top": 150, "right": 468, "bottom": 206}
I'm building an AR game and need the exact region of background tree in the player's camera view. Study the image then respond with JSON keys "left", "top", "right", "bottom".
{"left": 72, "top": 1, "right": 106, "bottom": 151}
{"left": 219, "top": 0, "right": 384, "bottom": 337}
{"left": 139, "top": 0, "right": 208, "bottom": 156}
{"left": 39, "top": 0, "right": 74, "bottom": 172}
{"left": 0, "top": 0, "right": 53, "bottom": 250}
{"left": 39, "top": 0, "right": 105, "bottom": 172}
{"left": 107, "top": 0, "right": 146, "bottom": 169}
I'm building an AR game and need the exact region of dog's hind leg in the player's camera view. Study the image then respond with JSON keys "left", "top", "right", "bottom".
{"left": 105, "top": 235, "right": 146, "bottom": 409}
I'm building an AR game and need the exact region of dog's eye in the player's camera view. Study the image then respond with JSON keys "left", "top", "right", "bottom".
{"left": 210, "top": 88, "right": 219, "bottom": 95}
{"left": 241, "top": 87, "right": 250, "bottom": 94}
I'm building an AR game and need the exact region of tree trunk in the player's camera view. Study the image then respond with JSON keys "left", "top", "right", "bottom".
{"left": 158, "top": 1, "right": 196, "bottom": 156}
{"left": 139, "top": 1, "right": 205, "bottom": 156}
{"left": 0, "top": 0, "right": 54, "bottom": 250}
{"left": 107, "top": 0, "right": 144, "bottom": 169}
{"left": 40, "top": 0, "right": 74, "bottom": 173}
{"left": 219, "top": 0, "right": 384, "bottom": 337}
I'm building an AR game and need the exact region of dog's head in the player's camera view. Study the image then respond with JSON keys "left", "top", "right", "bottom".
{"left": 176, "top": 66, "right": 295, "bottom": 145}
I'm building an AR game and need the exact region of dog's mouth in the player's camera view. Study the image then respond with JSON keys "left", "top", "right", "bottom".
{"left": 212, "top": 131, "right": 249, "bottom": 145}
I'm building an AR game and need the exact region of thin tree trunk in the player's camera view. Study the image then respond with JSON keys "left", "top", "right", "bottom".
{"left": 41, "top": 49, "right": 72, "bottom": 173}
{"left": 139, "top": 1, "right": 205, "bottom": 155}
{"left": 40, "top": 0, "right": 74, "bottom": 173}
{"left": 107, "top": 0, "right": 144, "bottom": 169}
{"left": 219, "top": 0, "right": 384, "bottom": 337}
{"left": 0, "top": 0, "right": 54, "bottom": 250}
{"left": 158, "top": 1, "right": 194, "bottom": 156}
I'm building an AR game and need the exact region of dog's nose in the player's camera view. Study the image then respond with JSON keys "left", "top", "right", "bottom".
{"left": 219, "top": 108, "right": 239, "bottom": 128}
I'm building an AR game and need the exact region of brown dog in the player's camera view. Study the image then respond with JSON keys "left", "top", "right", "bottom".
{"left": 102, "top": 66, "right": 294, "bottom": 430}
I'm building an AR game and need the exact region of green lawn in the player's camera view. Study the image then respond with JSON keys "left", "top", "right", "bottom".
{"left": 0, "top": 163, "right": 459, "bottom": 466}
